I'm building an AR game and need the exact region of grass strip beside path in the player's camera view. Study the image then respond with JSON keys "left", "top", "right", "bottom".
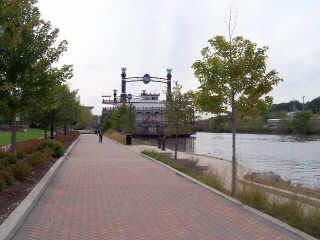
{"left": 0, "top": 129, "right": 44, "bottom": 146}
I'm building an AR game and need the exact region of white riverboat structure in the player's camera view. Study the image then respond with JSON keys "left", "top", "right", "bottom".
{"left": 102, "top": 68, "right": 195, "bottom": 136}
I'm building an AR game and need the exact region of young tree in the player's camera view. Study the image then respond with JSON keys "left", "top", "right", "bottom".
{"left": 165, "top": 82, "right": 194, "bottom": 160}
{"left": 192, "top": 36, "right": 282, "bottom": 195}
{"left": 0, "top": 0, "right": 71, "bottom": 154}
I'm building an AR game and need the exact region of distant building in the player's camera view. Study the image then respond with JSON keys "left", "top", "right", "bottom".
{"left": 267, "top": 119, "right": 287, "bottom": 129}
{"left": 287, "top": 111, "right": 300, "bottom": 117}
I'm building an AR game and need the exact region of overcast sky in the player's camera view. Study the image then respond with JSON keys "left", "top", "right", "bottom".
{"left": 38, "top": 0, "right": 320, "bottom": 115}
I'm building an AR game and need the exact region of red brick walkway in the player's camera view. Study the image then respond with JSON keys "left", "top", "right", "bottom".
{"left": 12, "top": 135, "right": 306, "bottom": 240}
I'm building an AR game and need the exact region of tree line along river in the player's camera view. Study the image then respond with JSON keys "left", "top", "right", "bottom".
{"left": 194, "top": 132, "right": 320, "bottom": 190}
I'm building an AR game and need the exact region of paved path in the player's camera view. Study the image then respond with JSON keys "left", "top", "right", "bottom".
{"left": 12, "top": 135, "right": 307, "bottom": 240}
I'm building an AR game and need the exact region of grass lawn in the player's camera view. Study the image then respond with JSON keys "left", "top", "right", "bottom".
{"left": 0, "top": 128, "right": 44, "bottom": 146}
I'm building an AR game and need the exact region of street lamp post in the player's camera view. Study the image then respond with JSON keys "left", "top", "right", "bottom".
{"left": 121, "top": 67, "right": 127, "bottom": 103}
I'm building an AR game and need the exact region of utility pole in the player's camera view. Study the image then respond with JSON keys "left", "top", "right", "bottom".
{"left": 302, "top": 96, "right": 305, "bottom": 111}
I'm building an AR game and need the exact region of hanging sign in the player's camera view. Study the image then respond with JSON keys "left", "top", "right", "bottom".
{"left": 143, "top": 74, "right": 151, "bottom": 84}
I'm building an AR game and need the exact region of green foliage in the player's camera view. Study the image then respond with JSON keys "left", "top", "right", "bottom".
{"left": 3, "top": 171, "right": 15, "bottom": 186}
{"left": 76, "top": 106, "right": 93, "bottom": 130}
{"left": 208, "top": 115, "right": 230, "bottom": 132}
{"left": 36, "top": 140, "right": 64, "bottom": 158}
{"left": 11, "top": 162, "right": 32, "bottom": 181}
{"left": 165, "top": 82, "right": 194, "bottom": 136}
{"left": 142, "top": 150, "right": 188, "bottom": 174}
{"left": 165, "top": 82, "right": 195, "bottom": 159}
{"left": 26, "top": 151, "right": 47, "bottom": 167}
{"left": 28, "top": 85, "right": 79, "bottom": 136}
{"left": 0, "top": 0, "right": 73, "bottom": 154}
{"left": 0, "top": 170, "right": 15, "bottom": 187}
{"left": 292, "top": 111, "right": 312, "bottom": 134}
{"left": 271, "top": 100, "right": 302, "bottom": 112}
{"left": 192, "top": 35, "right": 283, "bottom": 194}
{"left": 192, "top": 35, "right": 283, "bottom": 117}
{"left": 105, "top": 104, "right": 136, "bottom": 133}
{"left": 307, "top": 96, "right": 320, "bottom": 113}
{"left": 237, "top": 187, "right": 270, "bottom": 211}
{"left": 17, "top": 150, "right": 25, "bottom": 159}
{"left": 103, "top": 116, "right": 112, "bottom": 131}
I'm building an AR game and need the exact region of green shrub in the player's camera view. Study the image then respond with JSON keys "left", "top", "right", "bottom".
{"left": 36, "top": 140, "right": 64, "bottom": 158}
{"left": 0, "top": 170, "right": 15, "bottom": 188}
{"left": 6, "top": 155, "right": 17, "bottom": 164}
{"left": 0, "top": 158, "right": 9, "bottom": 167}
{"left": 11, "top": 163, "right": 32, "bottom": 181}
{"left": 17, "top": 151, "right": 25, "bottom": 159}
{"left": 26, "top": 152, "right": 47, "bottom": 167}
{"left": 0, "top": 151, "right": 10, "bottom": 159}
{"left": 3, "top": 172, "right": 15, "bottom": 186}
{"left": 292, "top": 111, "right": 313, "bottom": 134}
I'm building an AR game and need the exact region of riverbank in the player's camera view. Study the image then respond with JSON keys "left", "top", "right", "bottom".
{"left": 130, "top": 144, "right": 250, "bottom": 191}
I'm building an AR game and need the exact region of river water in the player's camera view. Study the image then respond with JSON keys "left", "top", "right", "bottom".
{"left": 195, "top": 132, "right": 320, "bottom": 190}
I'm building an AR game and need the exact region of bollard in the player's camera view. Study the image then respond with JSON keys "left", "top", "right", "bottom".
{"left": 126, "top": 135, "right": 132, "bottom": 145}
{"left": 161, "top": 136, "right": 166, "bottom": 151}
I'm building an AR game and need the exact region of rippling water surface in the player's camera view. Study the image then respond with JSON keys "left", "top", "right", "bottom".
{"left": 195, "top": 132, "right": 320, "bottom": 189}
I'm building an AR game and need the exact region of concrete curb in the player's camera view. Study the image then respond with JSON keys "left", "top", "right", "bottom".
{"left": 0, "top": 135, "right": 81, "bottom": 240}
{"left": 140, "top": 152, "right": 317, "bottom": 240}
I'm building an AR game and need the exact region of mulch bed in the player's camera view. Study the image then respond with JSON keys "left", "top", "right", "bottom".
{"left": 0, "top": 141, "right": 73, "bottom": 225}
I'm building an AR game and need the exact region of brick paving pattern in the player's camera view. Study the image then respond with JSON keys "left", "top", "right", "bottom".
{"left": 12, "top": 135, "right": 307, "bottom": 240}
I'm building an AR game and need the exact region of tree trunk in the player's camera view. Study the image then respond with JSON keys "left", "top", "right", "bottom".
{"left": 50, "top": 124, "right": 54, "bottom": 139}
{"left": 10, "top": 113, "right": 17, "bottom": 156}
{"left": 174, "top": 133, "right": 178, "bottom": 160}
{"left": 231, "top": 94, "right": 237, "bottom": 196}
{"left": 64, "top": 125, "right": 67, "bottom": 136}
{"left": 44, "top": 126, "right": 48, "bottom": 139}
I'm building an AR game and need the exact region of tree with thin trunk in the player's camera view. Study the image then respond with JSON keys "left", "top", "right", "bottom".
{"left": 0, "top": 0, "right": 71, "bottom": 154}
{"left": 192, "top": 35, "right": 283, "bottom": 195}
{"left": 165, "top": 82, "right": 194, "bottom": 160}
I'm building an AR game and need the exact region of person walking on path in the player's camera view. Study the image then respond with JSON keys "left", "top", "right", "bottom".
{"left": 98, "top": 129, "right": 103, "bottom": 143}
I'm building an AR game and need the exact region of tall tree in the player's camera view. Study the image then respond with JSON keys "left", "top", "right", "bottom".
{"left": 29, "top": 84, "right": 79, "bottom": 138}
{"left": 77, "top": 106, "right": 93, "bottom": 130}
{"left": 0, "top": 0, "right": 71, "bottom": 154}
{"left": 165, "top": 82, "right": 194, "bottom": 160}
{"left": 192, "top": 36, "right": 282, "bottom": 195}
